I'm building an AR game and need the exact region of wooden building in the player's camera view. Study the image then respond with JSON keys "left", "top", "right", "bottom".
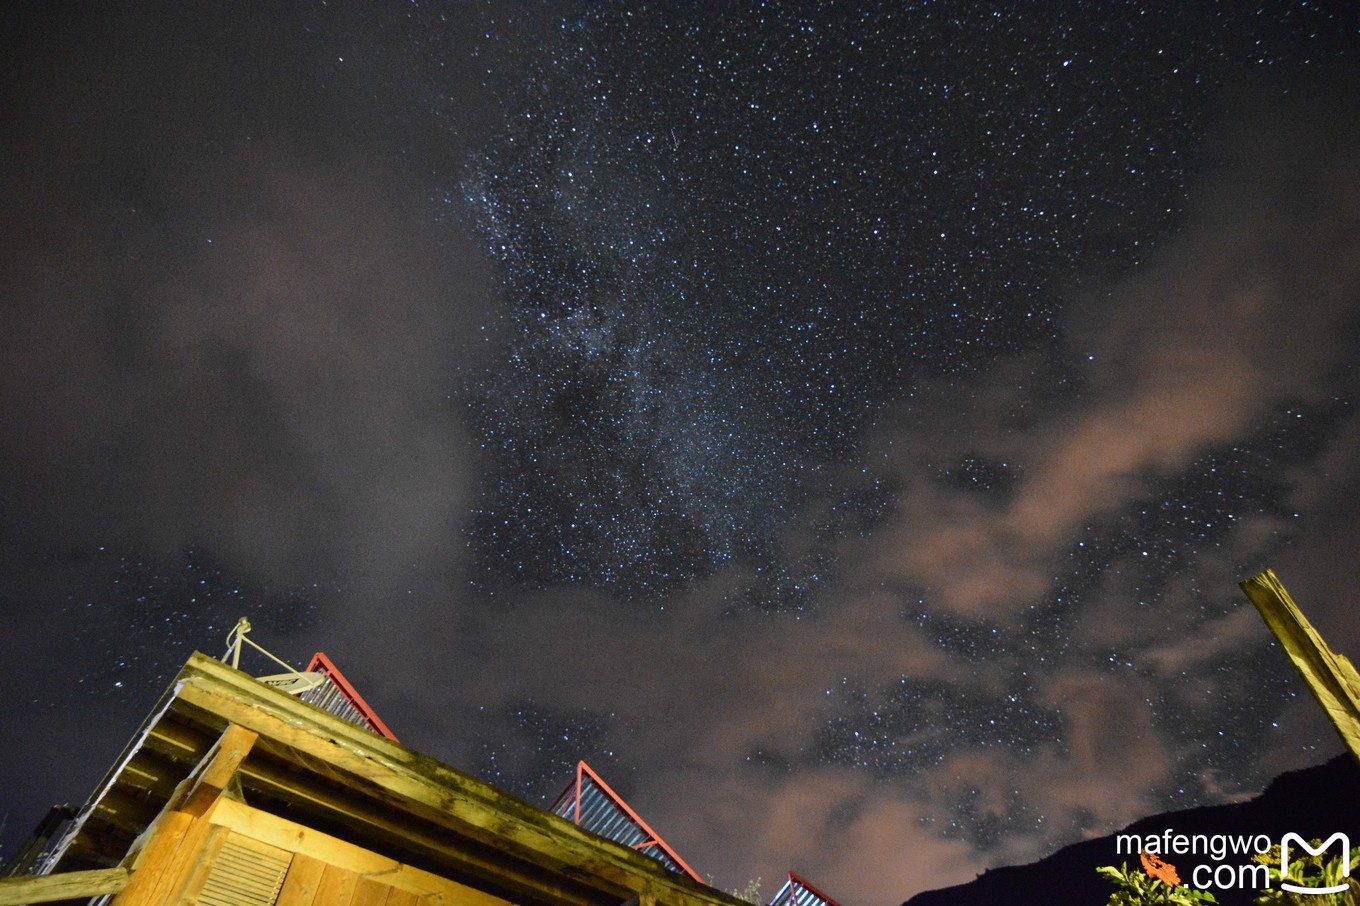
{"left": 0, "top": 652, "right": 749, "bottom": 906}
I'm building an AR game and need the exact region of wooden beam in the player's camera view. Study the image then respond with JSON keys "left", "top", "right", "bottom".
{"left": 314, "top": 862, "right": 360, "bottom": 903}
{"left": 43, "top": 654, "right": 742, "bottom": 906}
{"left": 180, "top": 723, "right": 258, "bottom": 817}
{"left": 36, "top": 683, "right": 187, "bottom": 876}
{"left": 54, "top": 815, "right": 132, "bottom": 867}
{"left": 170, "top": 698, "right": 607, "bottom": 906}
{"left": 1241, "top": 569, "right": 1360, "bottom": 765}
{"left": 236, "top": 754, "right": 599, "bottom": 906}
{"left": 0, "top": 867, "right": 129, "bottom": 905}
{"left": 92, "top": 787, "right": 161, "bottom": 837}
{"left": 122, "top": 750, "right": 186, "bottom": 802}
{"left": 179, "top": 678, "right": 647, "bottom": 899}
{"left": 276, "top": 852, "right": 327, "bottom": 906}
{"left": 52, "top": 723, "right": 210, "bottom": 870}
{"left": 111, "top": 809, "right": 200, "bottom": 905}
{"left": 169, "top": 658, "right": 743, "bottom": 906}
{"left": 170, "top": 823, "right": 232, "bottom": 904}
{"left": 144, "top": 717, "right": 215, "bottom": 766}
{"left": 211, "top": 797, "right": 514, "bottom": 906}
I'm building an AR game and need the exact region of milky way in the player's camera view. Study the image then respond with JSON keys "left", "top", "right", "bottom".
{"left": 464, "top": 3, "right": 1269, "bottom": 601}
{"left": 458, "top": 0, "right": 1359, "bottom": 858}
{"left": 2, "top": 4, "right": 1358, "bottom": 902}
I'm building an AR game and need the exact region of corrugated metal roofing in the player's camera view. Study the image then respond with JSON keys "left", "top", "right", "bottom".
{"left": 296, "top": 652, "right": 398, "bottom": 741}
{"left": 768, "top": 872, "right": 843, "bottom": 906}
{"left": 549, "top": 761, "right": 701, "bottom": 882}
{"left": 296, "top": 674, "right": 367, "bottom": 727}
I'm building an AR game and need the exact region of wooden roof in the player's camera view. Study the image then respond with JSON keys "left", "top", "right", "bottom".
{"left": 41, "top": 653, "right": 744, "bottom": 906}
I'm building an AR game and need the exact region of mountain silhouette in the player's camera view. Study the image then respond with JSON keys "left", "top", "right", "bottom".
{"left": 903, "top": 755, "right": 1360, "bottom": 906}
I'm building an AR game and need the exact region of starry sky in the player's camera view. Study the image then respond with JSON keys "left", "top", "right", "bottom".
{"left": 2, "top": 3, "right": 1359, "bottom": 903}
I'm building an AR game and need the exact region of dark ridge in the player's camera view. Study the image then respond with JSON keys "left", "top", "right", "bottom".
{"left": 903, "top": 755, "right": 1360, "bottom": 906}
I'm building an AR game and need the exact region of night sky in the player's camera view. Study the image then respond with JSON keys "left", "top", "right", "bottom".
{"left": 2, "top": 3, "right": 1359, "bottom": 903}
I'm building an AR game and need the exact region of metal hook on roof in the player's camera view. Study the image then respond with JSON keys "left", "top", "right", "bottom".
{"left": 221, "top": 616, "right": 324, "bottom": 693}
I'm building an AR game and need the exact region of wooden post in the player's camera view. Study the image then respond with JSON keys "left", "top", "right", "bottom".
{"left": 108, "top": 811, "right": 203, "bottom": 905}
{"left": 0, "top": 867, "right": 129, "bottom": 905}
{"left": 181, "top": 723, "right": 258, "bottom": 817}
{"left": 1240, "top": 568, "right": 1360, "bottom": 765}
{"left": 110, "top": 723, "right": 258, "bottom": 905}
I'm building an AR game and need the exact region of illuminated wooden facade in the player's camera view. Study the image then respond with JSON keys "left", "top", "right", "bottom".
{"left": 0, "top": 653, "right": 746, "bottom": 906}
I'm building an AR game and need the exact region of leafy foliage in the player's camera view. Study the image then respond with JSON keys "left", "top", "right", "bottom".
{"left": 1251, "top": 840, "right": 1358, "bottom": 906}
{"left": 1097, "top": 861, "right": 1219, "bottom": 905}
{"left": 729, "top": 877, "right": 762, "bottom": 905}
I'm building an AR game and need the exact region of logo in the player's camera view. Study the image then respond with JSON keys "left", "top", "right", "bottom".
{"left": 1280, "top": 833, "right": 1352, "bottom": 896}
{"left": 1114, "top": 830, "right": 1355, "bottom": 895}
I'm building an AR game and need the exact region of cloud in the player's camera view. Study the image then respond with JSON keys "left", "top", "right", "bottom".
{"left": 4, "top": 23, "right": 1357, "bottom": 906}
{"left": 1031, "top": 671, "right": 1172, "bottom": 826}
{"left": 852, "top": 85, "right": 1360, "bottom": 625}
{"left": 0, "top": 144, "right": 492, "bottom": 598}
{"left": 424, "top": 84, "right": 1360, "bottom": 890}
{"left": 630, "top": 82, "right": 1360, "bottom": 898}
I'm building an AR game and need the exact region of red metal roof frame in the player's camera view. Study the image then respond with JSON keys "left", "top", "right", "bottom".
{"left": 303, "top": 651, "right": 399, "bottom": 742}
{"left": 555, "top": 760, "right": 702, "bottom": 883}
{"left": 780, "top": 872, "right": 844, "bottom": 906}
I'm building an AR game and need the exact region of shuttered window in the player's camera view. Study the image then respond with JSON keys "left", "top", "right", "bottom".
{"left": 196, "top": 835, "right": 291, "bottom": 906}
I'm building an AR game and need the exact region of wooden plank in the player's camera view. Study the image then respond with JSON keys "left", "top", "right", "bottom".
{"left": 54, "top": 814, "right": 131, "bottom": 866}
{"left": 111, "top": 808, "right": 215, "bottom": 906}
{"left": 172, "top": 655, "right": 744, "bottom": 906}
{"left": 383, "top": 889, "right": 420, "bottom": 906}
{"left": 123, "top": 750, "right": 185, "bottom": 801}
{"left": 1241, "top": 569, "right": 1360, "bottom": 765}
{"left": 145, "top": 717, "right": 216, "bottom": 765}
{"left": 0, "top": 867, "right": 129, "bottom": 905}
{"left": 315, "top": 863, "right": 359, "bottom": 905}
{"left": 210, "top": 798, "right": 514, "bottom": 906}
{"left": 277, "top": 852, "right": 328, "bottom": 906}
{"left": 231, "top": 756, "right": 577, "bottom": 906}
{"left": 39, "top": 681, "right": 187, "bottom": 876}
{"left": 170, "top": 823, "right": 231, "bottom": 906}
{"left": 353, "top": 876, "right": 393, "bottom": 906}
{"left": 31, "top": 648, "right": 736, "bottom": 906}
{"left": 174, "top": 674, "right": 720, "bottom": 904}
{"left": 182, "top": 723, "right": 258, "bottom": 817}
{"left": 93, "top": 786, "right": 160, "bottom": 834}
{"left": 177, "top": 682, "right": 623, "bottom": 899}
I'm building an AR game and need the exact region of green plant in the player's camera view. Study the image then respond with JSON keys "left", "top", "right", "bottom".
{"left": 1252, "top": 840, "right": 1359, "bottom": 906}
{"left": 729, "top": 877, "right": 762, "bottom": 905}
{"left": 1097, "top": 859, "right": 1219, "bottom": 905}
